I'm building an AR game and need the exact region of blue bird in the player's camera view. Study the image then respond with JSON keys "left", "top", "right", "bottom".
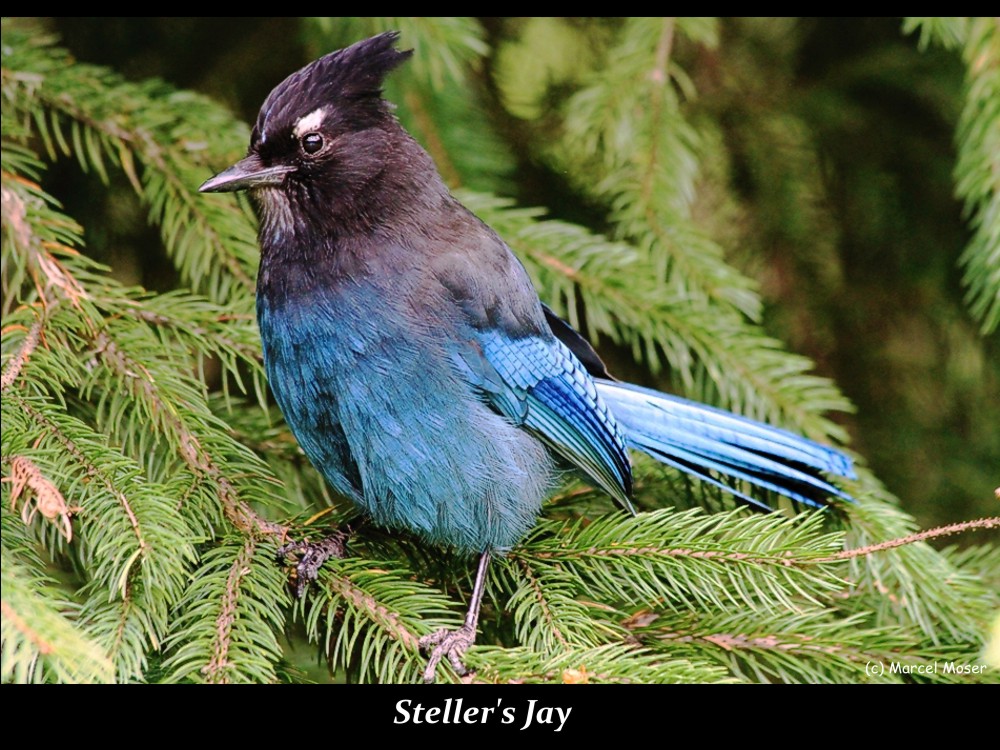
{"left": 200, "top": 32, "right": 855, "bottom": 681}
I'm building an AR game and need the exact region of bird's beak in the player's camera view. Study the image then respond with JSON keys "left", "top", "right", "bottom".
{"left": 199, "top": 154, "right": 295, "bottom": 193}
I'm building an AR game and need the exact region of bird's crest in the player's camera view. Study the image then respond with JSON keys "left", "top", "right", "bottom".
{"left": 317, "top": 31, "right": 413, "bottom": 101}
{"left": 254, "top": 31, "right": 412, "bottom": 144}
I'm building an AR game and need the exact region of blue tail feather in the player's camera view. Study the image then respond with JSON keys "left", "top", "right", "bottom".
{"left": 596, "top": 380, "right": 855, "bottom": 509}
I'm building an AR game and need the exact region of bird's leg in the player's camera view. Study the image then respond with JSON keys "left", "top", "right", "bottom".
{"left": 277, "top": 526, "right": 352, "bottom": 598}
{"left": 420, "top": 550, "right": 491, "bottom": 683}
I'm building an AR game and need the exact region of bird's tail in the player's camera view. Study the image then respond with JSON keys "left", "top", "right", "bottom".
{"left": 596, "top": 380, "right": 856, "bottom": 510}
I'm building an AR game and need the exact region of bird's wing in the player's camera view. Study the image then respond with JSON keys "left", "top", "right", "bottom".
{"left": 540, "top": 303, "right": 613, "bottom": 380}
{"left": 452, "top": 331, "right": 634, "bottom": 512}
{"left": 428, "top": 220, "right": 632, "bottom": 510}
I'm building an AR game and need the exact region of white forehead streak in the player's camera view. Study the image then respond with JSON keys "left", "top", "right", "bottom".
{"left": 293, "top": 107, "right": 328, "bottom": 139}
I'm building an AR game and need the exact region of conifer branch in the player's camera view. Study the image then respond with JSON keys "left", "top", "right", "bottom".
{"left": 905, "top": 17, "right": 1000, "bottom": 333}
{"left": 131, "top": 308, "right": 261, "bottom": 364}
{"left": 1, "top": 552, "right": 115, "bottom": 683}
{"left": 38, "top": 86, "right": 255, "bottom": 290}
{"left": 467, "top": 643, "right": 728, "bottom": 684}
{"left": 514, "top": 557, "right": 569, "bottom": 648}
{"left": 650, "top": 608, "right": 975, "bottom": 683}
{"left": 161, "top": 539, "right": 289, "bottom": 683}
{"left": 88, "top": 326, "right": 285, "bottom": 538}
{"left": 2, "top": 28, "right": 260, "bottom": 302}
{"left": 1, "top": 598, "right": 51, "bottom": 655}
{"left": 954, "top": 17, "right": 999, "bottom": 334}
{"left": 107, "top": 594, "right": 135, "bottom": 668}
{"left": 1, "top": 181, "right": 90, "bottom": 309}
{"left": 12, "top": 392, "right": 147, "bottom": 552}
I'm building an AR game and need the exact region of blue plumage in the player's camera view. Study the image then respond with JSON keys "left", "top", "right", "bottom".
{"left": 200, "top": 31, "right": 856, "bottom": 680}
{"left": 257, "top": 264, "right": 557, "bottom": 553}
{"left": 475, "top": 332, "right": 634, "bottom": 511}
{"left": 596, "top": 380, "right": 855, "bottom": 511}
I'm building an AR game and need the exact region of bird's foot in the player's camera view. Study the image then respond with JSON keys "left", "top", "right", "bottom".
{"left": 419, "top": 623, "right": 477, "bottom": 683}
{"left": 277, "top": 531, "right": 348, "bottom": 597}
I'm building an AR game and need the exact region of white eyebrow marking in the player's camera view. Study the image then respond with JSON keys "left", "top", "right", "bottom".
{"left": 293, "top": 107, "right": 327, "bottom": 139}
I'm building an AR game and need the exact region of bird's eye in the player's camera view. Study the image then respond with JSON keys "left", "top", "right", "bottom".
{"left": 302, "top": 133, "right": 324, "bottom": 155}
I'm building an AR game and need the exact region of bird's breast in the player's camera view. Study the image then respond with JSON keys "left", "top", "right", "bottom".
{"left": 255, "top": 268, "right": 556, "bottom": 552}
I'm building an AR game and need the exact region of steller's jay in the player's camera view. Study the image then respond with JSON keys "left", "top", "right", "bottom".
{"left": 200, "top": 32, "right": 855, "bottom": 681}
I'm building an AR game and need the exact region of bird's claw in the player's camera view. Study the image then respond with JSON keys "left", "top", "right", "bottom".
{"left": 419, "top": 624, "right": 477, "bottom": 682}
{"left": 277, "top": 532, "right": 347, "bottom": 597}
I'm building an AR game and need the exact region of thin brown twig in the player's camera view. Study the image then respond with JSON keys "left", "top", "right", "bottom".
{"left": 130, "top": 308, "right": 261, "bottom": 363}
{"left": 404, "top": 89, "right": 462, "bottom": 189}
{"left": 1, "top": 599, "right": 53, "bottom": 655}
{"left": 641, "top": 17, "right": 677, "bottom": 205}
{"left": 537, "top": 253, "right": 581, "bottom": 281}
{"left": 1, "top": 181, "right": 33, "bottom": 250}
{"left": 813, "top": 516, "right": 1000, "bottom": 563}
{"left": 533, "top": 545, "right": 792, "bottom": 567}
{"left": 204, "top": 538, "right": 256, "bottom": 683}
{"left": 658, "top": 628, "right": 939, "bottom": 673}
{"left": 2, "top": 181, "right": 90, "bottom": 310}
{"left": 1, "top": 317, "right": 43, "bottom": 392}
{"left": 109, "top": 594, "right": 134, "bottom": 668}
{"left": 516, "top": 557, "right": 568, "bottom": 647}
{"left": 323, "top": 573, "right": 420, "bottom": 652}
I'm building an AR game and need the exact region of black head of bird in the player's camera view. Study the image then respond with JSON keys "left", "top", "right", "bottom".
{"left": 201, "top": 32, "right": 439, "bottom": 238}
